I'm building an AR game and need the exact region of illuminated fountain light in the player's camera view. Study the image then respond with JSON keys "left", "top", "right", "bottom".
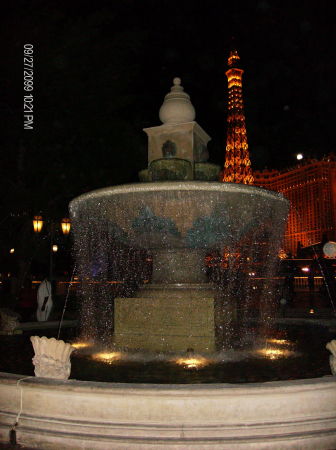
{"left": 257, "top": 348, "right": 294, "bottom": 360}
{"left": 175, "top": 356, "right": 209, "bottom": 369}
{"left": 92, "top": 352, "right": 122, "bottom": 364}
{"left": 266, "top": 339, "right": 292, "bottom": 346}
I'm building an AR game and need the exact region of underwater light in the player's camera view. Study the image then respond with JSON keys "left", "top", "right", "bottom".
{"left": 258, "top": 348, "right": 291, "bottom": 360}
{"left": 266, "top": 339, "right": 291, "bottom": 346}
{"left": 93, "top": 352, "right": 122, "bottom": 363}
{"left": 175, "top": 356, "right": 208, "bottom": 369}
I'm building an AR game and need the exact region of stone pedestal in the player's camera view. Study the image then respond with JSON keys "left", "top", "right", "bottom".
{"left": 144, "top": 121, "right": 211, "bottom": 168}
{"left": 113, "top": 281, "right": 237, "bottom": 353}
{"left": 114, "top": 293, "right": 216, "bottom": 353}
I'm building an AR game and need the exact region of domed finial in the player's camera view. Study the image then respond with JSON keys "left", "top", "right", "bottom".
{"left": 159, "top": 77, "right": 196, "bottom": 124}
{"left": 169, "top": 77, "right": 184, "bottom": 94}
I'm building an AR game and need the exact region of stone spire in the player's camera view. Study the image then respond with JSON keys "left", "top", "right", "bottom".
{"left": 139, "top": 77, "right": 221, "bottom": 182}
{"left": 159, "top": 77, "right": 196, "bottom": 124}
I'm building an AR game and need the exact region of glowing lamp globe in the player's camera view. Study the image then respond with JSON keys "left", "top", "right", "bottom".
{"left": 61, "top": 218, "right": 71, "bottom": 235}
{"left": 323, "top": 241, "right": 336, "bottom": 258}
{"left": 33, "top": 216, "right": 44, "bottom": 233}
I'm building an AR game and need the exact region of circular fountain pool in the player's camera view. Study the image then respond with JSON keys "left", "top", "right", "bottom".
{"left": 2, "top": 183, "right": 335, "bottom": 448}
{"left": 0, "top": 323, "right": 332, "bottom": 384}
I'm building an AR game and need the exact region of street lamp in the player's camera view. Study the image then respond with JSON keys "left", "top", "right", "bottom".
{"left": 33, "top": 216, "right": 71, "bottom": 237}
{"left": 61, "top": 218, "right": 71, "bottom": 235}
{"left": 32, "top": 215, "right": 71, "bottom": 284}
{"left": 33, "top": 216, "right": 71, "bottom": 235}
{"left": 33, "top": 216, "right": 44, "bottom": 233}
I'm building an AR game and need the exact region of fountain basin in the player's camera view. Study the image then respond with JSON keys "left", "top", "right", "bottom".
{"left": 69, "top": 181, "right": 288, "bottom": 253}
{"left": 69, "top": 181, "right": 288, "bottom": 286}
{"left": 1, "top": 372, "right": 336, "bottom": 449}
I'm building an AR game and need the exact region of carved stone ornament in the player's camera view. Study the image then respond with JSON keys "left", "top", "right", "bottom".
{"left": 30, "top": 336, "right": 75, "bottom": 380}
{"left": 326, "top": 340, "right": 336, "bottom": 375}
{"left": 0, "top": 308, "right": 20, "bottom": 333}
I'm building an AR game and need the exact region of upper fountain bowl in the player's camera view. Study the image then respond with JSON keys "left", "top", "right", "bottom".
{"left": 69, "top": 181, "right": 289, "bottom": 251}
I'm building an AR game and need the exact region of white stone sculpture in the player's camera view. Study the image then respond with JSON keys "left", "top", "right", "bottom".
{"left": 326, "top": 340, "right": 336, "bottom": 375}
{"left": 30, "top": 336, "right": 74, "bottom": 380}
{"left": 0, "top": 308, "right": 20, "bottom": 334}
{"left": 36, "top": 279, "right": 53, "bottom": 321}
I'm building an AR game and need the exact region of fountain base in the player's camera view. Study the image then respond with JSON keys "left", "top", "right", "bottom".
{"left": 114, "top": 283, "right": 234, "bottom": 352}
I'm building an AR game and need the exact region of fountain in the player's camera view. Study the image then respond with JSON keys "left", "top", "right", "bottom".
{"left": 1, "top": 78, "right": 336, "bottom": 449}
{"left": 70, "top": 77, "right": 289, "bottom": 353}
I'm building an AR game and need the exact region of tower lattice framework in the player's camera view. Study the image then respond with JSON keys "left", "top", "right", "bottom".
{"left": 222, "top": 49, "right": 254, "bottom": 184}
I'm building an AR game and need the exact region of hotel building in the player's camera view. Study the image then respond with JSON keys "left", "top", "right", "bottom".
{"left": 253, "top": 155, "right": 336, "bottom": 255}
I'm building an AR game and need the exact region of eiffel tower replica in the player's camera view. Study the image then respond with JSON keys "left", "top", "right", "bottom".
{"left": 222, "top": 49, "right": 254, "bottom": 184}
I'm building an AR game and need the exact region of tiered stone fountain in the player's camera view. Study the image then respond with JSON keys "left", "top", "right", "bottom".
{"left": 70, "top": 77, "right": 289, "bottom": 353}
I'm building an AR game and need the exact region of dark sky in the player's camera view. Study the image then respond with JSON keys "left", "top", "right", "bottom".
{"left": 1, "top": 0, "right": 335, "bottom": 213}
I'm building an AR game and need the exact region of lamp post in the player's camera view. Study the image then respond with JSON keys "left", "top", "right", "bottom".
{"left": 33, "top": 215, "right": 71, "bottom": 285}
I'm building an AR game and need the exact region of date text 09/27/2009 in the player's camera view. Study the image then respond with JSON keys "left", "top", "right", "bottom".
{"left": 23, "top": 44, "right": 34, "bottom": 130}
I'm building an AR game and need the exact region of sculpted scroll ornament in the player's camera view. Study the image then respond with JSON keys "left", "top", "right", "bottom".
{"left": 30, "top": 336, "right": 74, "bottom": 380}
{"left": 326, "top": 340, "right": 336, "bottom": 375}
{"left": 0, "top": 308, "right": 20, "bottom": 333}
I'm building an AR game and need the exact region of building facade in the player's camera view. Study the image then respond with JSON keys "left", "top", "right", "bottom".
{"left": 253, "top": 156, "right": 336, "bottom": 255}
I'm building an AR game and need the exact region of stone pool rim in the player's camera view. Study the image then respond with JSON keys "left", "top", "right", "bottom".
{"left": 1, "top": 371, "right": 336, "bottom": 449}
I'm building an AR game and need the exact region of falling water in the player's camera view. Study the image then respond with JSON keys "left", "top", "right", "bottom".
{"left": 69, "top": 181, "right": 289, "bottom": 354}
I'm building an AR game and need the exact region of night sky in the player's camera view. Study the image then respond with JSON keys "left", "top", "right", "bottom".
{"left": 1, "top": 0, "right": 335, "bottom": 216}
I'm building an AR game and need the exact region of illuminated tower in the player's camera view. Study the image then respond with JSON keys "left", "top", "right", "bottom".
{"left": 222, "top": 49, "right": 254, "bottom": 184}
